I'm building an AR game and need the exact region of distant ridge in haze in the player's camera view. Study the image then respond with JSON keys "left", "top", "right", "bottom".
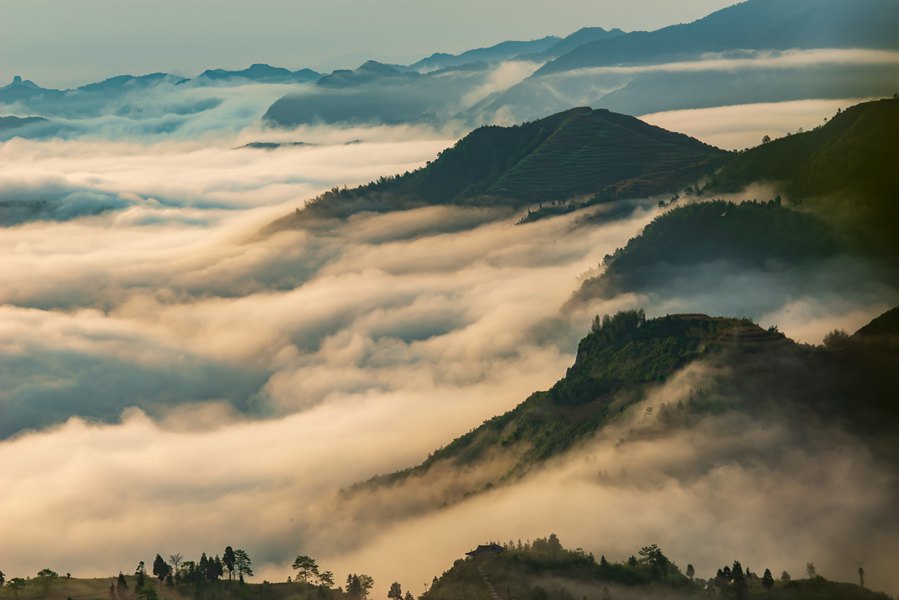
{"left": 536, "top": 0, "right": 899, "bottom": 76}
{"left": 196, "top": 63, "right": 321, "bottom": 84}
{"left": 410, "top": 36, "right": 561, "bottom": 72}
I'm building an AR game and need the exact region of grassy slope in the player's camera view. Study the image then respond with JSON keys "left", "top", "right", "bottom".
{"left": 709, "top": 97, "right": 899, "bottom": 257}
{"left": 0, "top": 576, "right": 343, "bottom": 600}
{"left": 711, "top": 98, "right": 899, "bottom": 200}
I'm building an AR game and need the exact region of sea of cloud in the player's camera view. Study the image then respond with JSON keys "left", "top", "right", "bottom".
{"left": 1, "top": 76, "right": 897, "bottom": 598}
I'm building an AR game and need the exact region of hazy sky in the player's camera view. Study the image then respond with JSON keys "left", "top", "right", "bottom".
{"left": 0, "top": 0, "right": 738, "bottom": 87}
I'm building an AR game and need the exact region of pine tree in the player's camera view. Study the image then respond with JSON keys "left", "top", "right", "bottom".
{"left": 223, "top": 547, "right": 236, "bottom": 581}
{"left": 762, "top": 569, "right": 775, "bottom": 598}
{"left": 153, "top": 555, "right": 170, "bottom": 582}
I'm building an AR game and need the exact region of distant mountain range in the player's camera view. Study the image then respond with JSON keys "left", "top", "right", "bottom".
{"left": 409, "top": 35, "right": 562, "bottom": 72}
{"left": 536, "top": 0, "right": 899, "bottom": 76}
{"left": 4, "top": 0, "right": 899, "bottom": 135}
{"left": 196, "top": 63, "right": 321, "bottom": 84}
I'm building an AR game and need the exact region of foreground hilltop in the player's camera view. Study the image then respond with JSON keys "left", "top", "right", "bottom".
{"left": 425, "top": 536, "right": 890, "bottom": 600}
{"left": 1, "top": 539, "right": 889, "bottom": 600}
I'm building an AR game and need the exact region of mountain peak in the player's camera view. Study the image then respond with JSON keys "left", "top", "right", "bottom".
{"left": 268, "top": 106, "right": 726, "bottom": 225}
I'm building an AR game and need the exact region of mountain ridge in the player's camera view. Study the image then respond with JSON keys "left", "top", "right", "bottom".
{"left": 341, "top": 306, "right": 899, "bottom": 521}
{"left": 266, "top": 107, "right": 727, "bottom": 228}
{"left": 535, "top": 0, "right": 899, "bottom": 76}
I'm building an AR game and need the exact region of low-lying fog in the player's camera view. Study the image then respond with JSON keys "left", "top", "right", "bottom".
{"left": 1, "top": 100, "right": 895, "bottom": 597}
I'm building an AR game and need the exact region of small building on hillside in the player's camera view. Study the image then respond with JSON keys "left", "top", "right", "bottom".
{"left": 466, "top": 543, "right": 505, "bottom": 558}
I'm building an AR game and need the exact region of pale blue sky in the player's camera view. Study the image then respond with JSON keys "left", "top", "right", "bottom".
{"left": 0, "top": 0, "right": 738, "bottom": 87}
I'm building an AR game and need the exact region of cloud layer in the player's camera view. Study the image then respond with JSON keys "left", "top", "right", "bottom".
{"left": 1, "top": 92, "right": 896, "bottom": 599}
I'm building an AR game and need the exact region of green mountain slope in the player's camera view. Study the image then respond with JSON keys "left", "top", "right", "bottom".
{"left": 268, "top": 107, "right": 726, "bottom": 228}
{"left": 574, "top": 199, "right": 843, "bottom": 299}
{"left": 709, "top": 97, "right": 899, "bottom": 257}
{"left": 344, "top": 307, "right": 899, "bottom": 519}
{"left": 711, "top": 98, "right": 899, "bottom": 200}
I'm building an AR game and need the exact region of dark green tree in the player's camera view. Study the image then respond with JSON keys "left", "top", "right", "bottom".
{"left": 212, "top": 556, "right": 224, "bottom": 581}
{"left": 805, "top": 563, "right": 817, "bottom": 579}
{"left": 199, "top": 554, "right": 209, "bottom": 579}
{"left": 223, "top": 547, "right": 236, "bottom": 581}
{"left": 388, "top": 582, "right": 403, "bottom": 600}
{"left": 403, "top": 592, "right": 414, "bottom": 600}
{"left": 117, "top": 572, "right": 128, "bottom": 590}
{"left": 686, "top": 564, "right": 695, "bottom": 581}
{"left": 234, "top": 549, "right": 253, "bottom": 580}
{"left": 762, "top": 569, "right": 775, "bottom": 597}
{"left": 359, "top": 574, "right": 374, "bottom": 600}
{"left": 732, "top": 562, "right": 746, "bottom": 600}
{"left": 318, "top": 571, "right": 335, "bottom": 588}
{"left": 0, "top": 571, "right": 5, "bottom": 586}
{"left": 638, "top": 545, "right": 670, "bottom": 579}
{"left": 7, "top": 578, "right": 26, "bottom": 600}
{"left": 781, "top": 571, "right": 790, "bottom": 582}
{"left": 152, "top": 555, "right": 170, "bottom": 582}
{"left": 292, "top": 555, "right": 319, "bottom": 583}
{"left": 37, "top": 568, "right": 60, "bottom": 594}
{"left": 346, "top": 575, "right": 363, "bottom": 600}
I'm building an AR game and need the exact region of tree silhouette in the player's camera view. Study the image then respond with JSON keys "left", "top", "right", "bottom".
{"left": 858, "top": 566, "right": 865, "bottom": 589}
{"left": 292, "top": 555, "right": 319, "bottom": 583}
{"left": 37, "top": 568, "right": 60, "bottom": 594}
{"left": 388, "top": 582, "right": 403, "bottom": 600}
{"left": 223, "top": 547, "right": 236, "bottom": 581}
{"left": 7, "top": 578, "right": 26, "bottom": 600}
{"left": 732, "top": 561, "right": 747, "bottom": 600}
{"left": 319, "top": 571, "right": 335, "bottom": 588}
{"left": 806, "top": 563, "right": 817, "bottom": 579}
{"left": 346, "top": 575, "right": 363, "bottom": 600}
{"left": 781, "top": 571, "right": 791, "bottom": 582}
{"left": 637, "top": 544, "right": 670, "bottom": 579}
{"left": 762, "top": 569, "right": 775, "bottom": 598}
{"left": 359, "top": 575, "right": 375, "bottom": 600}
{"left": 152, "top": 555, "right": 170, "bottom": 582}
{"left": 686, "top": 564, "right": 695, "bottom": 581}
{"left": 234, "top": 549, "right": 253, "bottom": 580}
